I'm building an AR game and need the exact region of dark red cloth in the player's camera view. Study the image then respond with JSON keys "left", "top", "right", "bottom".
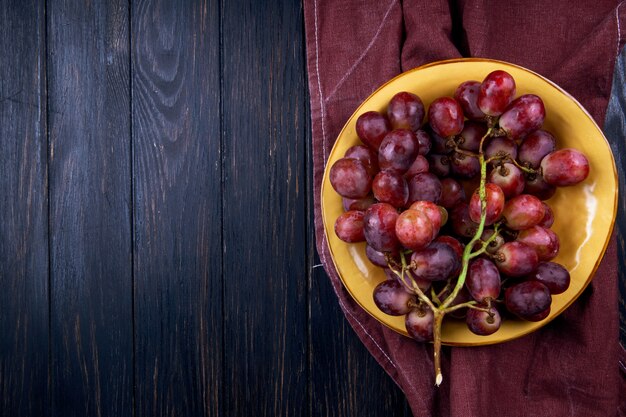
{"left": 304, "top": 1, "right": 626, "bottom": 416}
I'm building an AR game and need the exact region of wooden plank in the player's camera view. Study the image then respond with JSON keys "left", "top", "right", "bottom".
{"left": 46, "top": 1, "right": 132, "bottom": 416}
{"left": 131, "top": 1, "right": 222, "bottom": 416}
{"left": 604, "top": 46, "right": 626, "bottom": 347}
{"left": 0, "top": 2, "right": 49, "bottom": 416}
{"left": 221, "top": 0, "right": 308, "bottom": 415}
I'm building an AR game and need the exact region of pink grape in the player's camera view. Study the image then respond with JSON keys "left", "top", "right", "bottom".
{"left": 372, "top": 171, "right": 409, "bottom": 208}
{"left": 540, "top": 148, "right": 590, "bottom": 186}
{"left": 334, "top": 210, "right": 366, "bottom": 243}
{"left": 477, "top": 70, "right": 516, "bottom": 116}
{"left": 329, "top": 157, "right": 372, "bottom": 199}
{"left": 468, "top": 183, "right": 505, "bottom": 225}
{"left": 495, "top": 241, "right": 539, "bottom": 277}
{"left": 409, "top": 200, "right": 443, "bottom": 237}
{"left": 356, "top": 111, "right": 391, "bottom": 150}
{"left": 499, "top": 94, "right": 545, "bottom": 139}
{"left": 428, "top": 97, "right": 464, "bottom": 138}
{"left": 373, "top": 280, "right": 416, "bottom": 316}
{"left": 395, "top": 209, "right": 434, "bottom": 251}
{"left": 387, "top": 91, "right": 425, "bottom": 131}
{"left": 378, "top": 129, "right": 420, "bottom": 174}
{"left": 502, "top": 194, "right": 545, "bottom": 230}
{"left": 454, "top": 80, "right": 486, "bottom": 120}
{"left": 517, "top": 225, "right": 560, "bottom": 261}
{"left": 363, "top": 203, "right": 400, "bottom": 252}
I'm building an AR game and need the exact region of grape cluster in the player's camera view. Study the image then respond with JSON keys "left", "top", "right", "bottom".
{"left": 329, "top": 69, "right": 590, "bottom": 384}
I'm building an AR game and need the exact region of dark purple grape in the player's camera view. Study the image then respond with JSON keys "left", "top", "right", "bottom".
{"left": 468, "top": 183, "right": 505, "bottom": 226}
{"left": 434, "top": 235, "right": 465, "bottom": 258}
{"left": 529, "top": 262, "right": 570, "bottom": 294}
{"left": 450, "top": 152, "right": 480, "bottom": 178}
{"left": 477, "top": 70, "right": 516, "bottom": 116}
{"left": 518, "top": 130, "right": 556, "bottom": 169}
{"left": 372, "top": 171, "right": 409, "bottom": 208}
{"left": 454, "top": 80, "right": 486, "bottom": 120}
{"left": 415, "top": 129, "right": 432, "bottom": 155}
{"left": 366, "top": 245, "right": 390, "bottom": 268}
{"left": 466, "top": 307, "right": 501, "bottom": 335}
{"left": 450, "top": 202, "right": 478, "bottom": 238}
{"left": 405, "top": 308, "right": 434, "bottom": 342}
{"left": 378, "top": 129, "right": 420, "bottom": 174}
{"left": 395, "top": 209, "right": 433, "bottom": 251}
{"left": 410, "top": 242, "right": 459, "bottom": 281}
{"left": 523, "top": 174, "right": 556, "bottom": 200}
{"left": 345, "top": 144, "right": 379, "bottom": 177}
{"left": 329, "top": 157, "right": 372, "bottom": 199}
{"left": 428, "top": 154, "right": 451, "bottom": 177}
{"left": 342, "top": 195, "right": 376, "bottom": 212}
{"left": 484, "top": 136, "right": 518, "bottom": 162}
{"left": 502, "top": 194, "right": 545, "bottom": 230}
{"left": 403, "top": 154, "right": 430, "bottom": 179}
{"left": 488, "top": 163, "right": 525, "bottom": 198}
{"left": 540, "top": 148, "right": 590, "bottom": 187}
{"left": 538, "top": 202, "right": 554, "bottom": 228}
{"left": 505, "top": 280, "right": 551, "bottom": 321}
{"left": 466, "top": 258, "right": 501, "bottom": 302}
{"left": 334, "top": 210, "right": 365, "bottom": 243}
{"left": 407, "top": 172, "right": 442, "bottom": 205}
{"left": 427, "top": 124, "right": 454, "bottom": 154}
{"left": 517, "top": 226, "right": 559, "bottom": 261}
{"left": 373, "top": 280, "right": 416, "bottom": 316}
{"left": 363, "top": 203, "right": 400, "bottom": 252}
{"left": 499, "top": 94, "right": 545, "bottom": 140}
{"left": 428, "top": 97, "right": 464, "bottom": 138}
{"left": 439, "top": 178, "right": 466, "bottom": 208}
{"left": 525, "top": 306, "right": 551, "bottom": 321}
{"left": 495, "top": 241, "right": 539, "bottom": 277}
{"left": 458, "top": 121, "right": 488, "bottom": 152}
{"left": 387, "top": 92, "right": 425, "bottom": 131}
{"left": 356, "top": 111, "right": 391, "bottom": 150}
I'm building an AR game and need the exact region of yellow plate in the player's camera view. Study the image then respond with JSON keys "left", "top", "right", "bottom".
{"left": 320, "top": 58, "right": 618, "bottom": 346}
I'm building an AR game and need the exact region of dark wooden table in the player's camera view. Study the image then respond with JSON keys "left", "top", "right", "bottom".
{"left": 0, "top": 1, "right": 623, "bottom": 417}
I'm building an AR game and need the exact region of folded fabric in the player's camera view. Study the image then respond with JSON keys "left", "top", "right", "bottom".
{"left": 304, "top": 1, "right": 626, "bottom": 416}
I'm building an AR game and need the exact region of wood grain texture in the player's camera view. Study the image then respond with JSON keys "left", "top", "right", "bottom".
{"left": 221, "top": 0, "right": 308, "bottom": 415}
{"left": 132, "top": 0, "right": 222, "bottom": 416}
{"left": 604, "top": 45, "right": 626, "bottom": 348}
{"left": 0, "top": 2, "right": 49, "bottom": 416}
{"left": 47, "top": 1, "right": 133, "bottom": 416}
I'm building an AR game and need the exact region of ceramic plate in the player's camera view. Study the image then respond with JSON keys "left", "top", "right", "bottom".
{"left": 320, "top": 58, "right": 618, "bottom": 345}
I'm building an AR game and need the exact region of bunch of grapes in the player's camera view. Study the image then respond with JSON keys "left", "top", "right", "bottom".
{"left": 329, "top": 70, "right": 590, "bottom": 385}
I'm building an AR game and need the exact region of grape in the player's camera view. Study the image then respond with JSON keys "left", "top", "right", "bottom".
{"left": 356, "top": 111, "right": 391, "bottom": 150}
{"left": 329, "top": 157, "right": 372, "bottom": 199}
{"left": 450, "top": 202, "right": 478, "bottom": 238}
{"left": 428, "top": 154, "right": 451, "bottom": 177}
{"left": 378, "top": 129, "right": 420, "bottom": 174}
{"left": 405, "top": 308, "right": 434, "bottom": 342}
{"left": 439, "top": 178, "right": 466, "bottom": 208}
{"left": 407, "top": 172, "right": 442, "bottom": 205}
{"left": 409, "top": 200, "right": 444, "bottom": 238}
{"left": 466, "top": 307, "right": 501, "bottom": 335}
{"left": 540, "top": 148, "right": 590, "bottom": 186}
{"left": 363, "top": 203, "right": 400, "bottom": 252}
{"left": 450, "top": 152, "right": 480, "bottom": 178}
{"left": 365, "top": 245, "right": 390, "bottom": 268}
{"left": 345, "top": 144, "right": 379, "bottom": 177}
{"left": 395, "top": 209, "right": 434, "bottom": 250}
{"left": 530, "top": 262, "right": 570, "bottom": 294}
{"left": 479, "top": 228, "right": 504, "bottom": 254}
{"left": 387, "top": 92, "right": 425, "bottom": 131}
{"left": 538, "top": 202, "right": 554, "bottom": 228}
{"left": 372, "top": 171, "right": 409, "bottom": 208}
{"left": 523, "top": 174, "right": 556, "bottom": 201}
{"left": 499, "top": 94, "right": 545, "bottom": 140}
{"left": 494, "top": 241, "right": 539, "bottom": 277}
{"left": 428, "top": 124, "right": 454, "bottom": 154}
{"left": 415, "top": 129, "right": 432, "bottom": 155}
{"left": 468, "top": 183, "right": 505, "bottom": 225}
{"left": 518, "top": 130, "right": 556, "bottom": 169}
{"left": 403, "top": 155, "right": 430, "bottom": 180}
{"left": 434, "top": 235, "right": 465, "bottom": 258}
{"left": 454, "top": 80, "right": 486, "bottom": 120}
{"left": 410, "top": 242, "right": 459, "bottom": 281}
{"left": 466, "top": 258, "right": 501, "bottom": 302}
{"left": 458, "top": 121, "right": 488, "bottom": 152}
{"left": 477, "top": 70, "right": 516, "bottom": 116}
{"left": 342, "top": 195, "right": 376, "bottom": 212}
{"left": 334, "top": 210, "right": 366, "bottom": 243}
{"left": 428, "top": 97, "right": 464, "bottom": 138}
{"left": 525, "top": 306, "right": 551, "bottom": 321}
{"left": 484, "top": 136, "right": 518, "bottom": 162}
{"left": 373, "top": 280, "right": 416, "bottom": 316}
{"left": 488, "top": 162, "right": 525, "bottom": 198}
{"left": 505, "top": 280, "right": 551, "bottom": 321}
{"left": 517, "top": 225, "right": 560, "bottom": 261}
{"left": 502, "top": 194, "right": 545, "bottom": 230}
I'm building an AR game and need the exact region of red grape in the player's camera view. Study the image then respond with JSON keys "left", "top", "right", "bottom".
{"left": 488, "top": 162, "right": 525, "bottom": 198}
{"left": 434, "top": 235, "right": 464, "bottom": 258}
{"left": 356, "top": 111, "right": 391, "bottom": 150}
{"left": 517, "top": 225, "right": 559, "bottom": 261}
{"left": 518, "top": 129, "right": 556, "bottom": 169}
{"left": 395, "top": 209, "right": 434, "bottom": 251}
{"left": 484, "top": 136, "right": 518, "bottom": 162}
{"left": 523, "top": 174, "right": 556, "bottom": 200}
{"left": 439, "top": 178, "right": 466, "bottom": 208}
{"left": 499, "top": 94, "right": 545, "bottom": 139}
{"left": 450, "top": 152, "right": 480, "bottom": 178}
{"left": 410, "top": 242, "right": 459, "bottom": 281}
{"left": 428, "top": 97, "right": 464, "bottom": 138}
{"left": 466, "top": 258, "right": 501, "bottom": 303}
{"left": 372, "top": 171, "right": 409, "bottom": 208}
{"left": 373, "top": 280, "right": 416, "bottom": 316}
{"left": 403, "top": 154, "right": 430, "bottom": 179}
{"left": 529, "top": 262, "right": 570, "bottom": 294}
{"left": 505, "top": 280, "right": 551, "bottom": 321}
{"left": 387, "top": 91, "right": 425, "bottom": 131}
{"left": 342, "top": 195, "right": 376, "bottom": 212}
{"left": 334, "top": 210, "right": 366, "bottom": 243}
{"left": 405, "top": 308, "right": 434, "bottom": 342}
{"left": 428, "top": 154, "right": 451, "bottom": 177}
{"left": 458, "top": 121, "right": 488, "bottom": 152}
{"left": 454, "top": 80, "right": 486, "bottom": 120}
{"left": 477, "top": 70, "right": 516, "bottom": 116}
{"left": 502, "top": 194, "right": 545, "bottom": 230}
{"left": 540, "top": 148, "right": 590, "bottom": 186}
{"left": 450, "top": 202, "right": 478, "bottom": 238}
{"left": 363, "top": 203, "right": 400, "bottom": 252}
{"left": 407, "top": 172, "right": 442, "bottom": 205}
{"left": 466, "top": 307, "right": 501, "bottom": 335}
{"left": 329, "top": 157, "right": 372, "bottom": 199}
{"left": 345, "top": 144, "right": 379, "bottom": 177}
{"left": 378, "top": 129, "right": 420, "bottom": 174}
{"left": 409, "top": 200, "right": 444, "bottom": 238}
{"left": 538, "top": 202, "right": 554, "bottom": 228}
{"left": 415, "top": 129, "right": 432, "bottom": 155}
{"left": 468, "top": 183, "right": 505, "bottom": 225}
{"left": 495, "top": 241, "right": 539, "bottom": 277}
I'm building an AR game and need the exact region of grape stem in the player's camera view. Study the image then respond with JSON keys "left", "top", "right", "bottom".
{"left": 507, "top": 156, "right": 538, "bottom": 175}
